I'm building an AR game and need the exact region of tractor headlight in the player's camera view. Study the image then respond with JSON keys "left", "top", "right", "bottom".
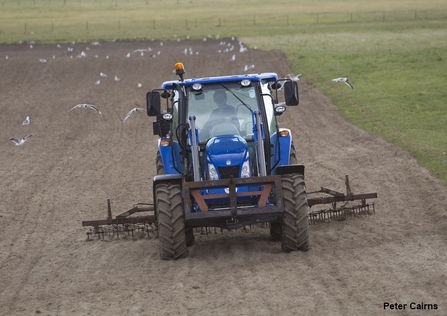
{"left": 208, "top": 164, "right": 219, "bottom": 180}
{"left": 241, "top": 160, "right": 251, "bottom": 178}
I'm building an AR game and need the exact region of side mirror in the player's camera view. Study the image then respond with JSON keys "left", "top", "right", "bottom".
{"left": 284, "top": 81, "right": 299, "bottom": 106}
{"left": 147, "top": 91, "right": 161, "bottom": 116}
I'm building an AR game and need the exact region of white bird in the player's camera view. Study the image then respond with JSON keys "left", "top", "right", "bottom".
{"left": 100, "top": 72, "right": 107, "bottom": 77}
{"left": 137, "top": 83, "right": 142, "bottom": 88}
{"left": 287, "top": 73, "right": 301, "bottom": 81}
{"left": 132, "top": 49, "right": 149, "bottom": 54}
{"left": 125, "top": 52, "right": 131, "bottom": 58}
{"left": 243, "top": 64, "right": 255, "bottom": 72}
{"left": 9, "top": 134, "right": 32, "bottom": 146}
{"left": 22, "top": 116, "right": 30, "bottom": 125}
{"left": 122, "top": 107, "right": 146, "bottom": 123}
{"left": 94, "top": 80, "right": 100, "bottom": 85}
{"left": 114, "top": 75, "right": 120, "bottom": 82}
{"left": 68, "top": 104, "right": 102, "bottom": 114}
{"left": 332, "top": 77, "right": 354, "bottom": 89}
{"left": 39, "top": 58, "right": 47, "bottom": 63}
{"left": 228, "top": 54, "right": 236, "bottom": 62}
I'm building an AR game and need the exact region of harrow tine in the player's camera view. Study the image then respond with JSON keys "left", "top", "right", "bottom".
{"left": 308, "top": 202, "right": 375, "bottom": 224}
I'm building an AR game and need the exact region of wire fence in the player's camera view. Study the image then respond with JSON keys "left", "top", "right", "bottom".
{"left": 1, "top": 4, "right": 447, "bottom": 42}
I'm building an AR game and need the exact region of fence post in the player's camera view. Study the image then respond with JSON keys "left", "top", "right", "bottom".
{"left": 316, "top": 14, "right": 319, "bottom": 24}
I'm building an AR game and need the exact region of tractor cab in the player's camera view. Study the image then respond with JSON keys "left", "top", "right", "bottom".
{"left": 146, "top": 62, "right": 299, "bottom": 183}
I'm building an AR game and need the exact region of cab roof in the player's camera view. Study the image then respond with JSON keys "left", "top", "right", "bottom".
{"left": 161, "top": 73, "right": 279, "bottom": 90}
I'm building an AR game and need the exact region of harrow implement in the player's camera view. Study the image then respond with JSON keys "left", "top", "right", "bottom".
{"left": 82, "top": 175, "right": 377, "bottom": 237}
{"left": 82, "top": 200, "right": 155, "bottom": 240}
{"left": 307, "top": 174, "right": 377, "bottom": 223}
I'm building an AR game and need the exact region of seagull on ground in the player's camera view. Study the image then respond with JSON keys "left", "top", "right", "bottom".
{"left": 68, "top": 104, "right": 102, "bottom": 114}
{"left": 22, "top": 116, "right": 30, "bottom": 125}
{"left": 228, "top": 54, "right": 236, "bottom": 62}
{"left": 122, "top": 107, "right": 146, "bottom": 123}
{"left": 114, "top": 75, "right": 120, "bottom": 82}
{"left": 100, "top": 72, "right": 107, "bottom": 77}
{"left": 94, "top": 80, "right": 100, "bottom": 85}
{"left": 287, "top": 74, "right": 301, "bottom": 81}
{"left": 9, "top": 134, "right": 32, "bottom": 146}
{"left": 332, "top": 77, "right": 354, "bottom": 89}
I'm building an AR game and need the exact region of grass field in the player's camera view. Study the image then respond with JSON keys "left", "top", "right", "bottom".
{"left": 1, "top": 0, "right": 447, "bottom": 181}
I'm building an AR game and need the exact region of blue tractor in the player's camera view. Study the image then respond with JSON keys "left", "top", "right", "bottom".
{"left": 147, "top": 63, "right": 308, "bottom": 259}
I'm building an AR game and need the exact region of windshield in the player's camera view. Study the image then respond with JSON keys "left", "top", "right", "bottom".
{"left": 186, "top": 83, "right": 258, "bottom": 142}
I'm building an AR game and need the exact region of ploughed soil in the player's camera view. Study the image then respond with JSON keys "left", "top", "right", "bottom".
{"left": 1, "top": 38, "right": 446, "bottom": 316}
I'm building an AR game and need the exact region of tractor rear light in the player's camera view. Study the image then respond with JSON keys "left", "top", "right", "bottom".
{"left": 279, "top": 130, "right": 289, "bottom": 137}
{"left": 160, "top": 139, "right": 170, "bottom": 146}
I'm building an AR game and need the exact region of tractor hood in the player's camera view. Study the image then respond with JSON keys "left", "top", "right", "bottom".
{"left": 206, "top": 135, "right": 249, "bottom": 178}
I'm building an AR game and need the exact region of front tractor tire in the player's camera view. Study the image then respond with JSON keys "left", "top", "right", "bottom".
{"left": 155, "top": 183, "right": 187, "bottom": 260}
{"left": 281, "top": 173, "right": 309, "bottom": 252}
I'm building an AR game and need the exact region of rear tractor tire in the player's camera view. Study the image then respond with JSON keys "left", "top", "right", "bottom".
{"left": 281, "top": 173, "right": 309, "bottom": 252}
{"left": 155, "top": 183, "right": 187, "bottom": 260}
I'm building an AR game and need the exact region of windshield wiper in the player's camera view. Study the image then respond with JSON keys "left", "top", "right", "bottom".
{"left": 220, "top": 83, "right": 252, "bottom": 112}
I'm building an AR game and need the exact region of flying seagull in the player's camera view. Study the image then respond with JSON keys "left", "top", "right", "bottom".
{"left": 9, "top": 134, "right": 32, "bottom": 146}
{"left": 287, "top": 73, "right": 301, "bottom": 81}
{"left": 332, "top": 77, "right": 354, "bottom": 89}
{"left": 22, "top": 116, "right": 30, "bottom": 125}
{"left": 68, "top": 104, "right": 102, "bottom": 114}
{"left": 122, "top": 107, "right": 146, "bottom": 123}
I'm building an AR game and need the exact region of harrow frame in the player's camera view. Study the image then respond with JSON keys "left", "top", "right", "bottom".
{"left": 82, "top": 175, "right": 377, "bottom": 237}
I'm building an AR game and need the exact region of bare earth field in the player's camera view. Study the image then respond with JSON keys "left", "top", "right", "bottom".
{"left": 1, "top": 38, "right": 446, "bottom": 316}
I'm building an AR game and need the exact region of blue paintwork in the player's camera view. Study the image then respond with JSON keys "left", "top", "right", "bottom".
{"left": 162, "top": 73, "right": 279, "bottom": 90}
{"left": 158, "top": 138, "right": 183, "bottom": 174}
{"left": 206, "top": 135, "right": 249, "bottom": 177}
{"left": 269, "top": 128, "right": 292, "bottom": 175}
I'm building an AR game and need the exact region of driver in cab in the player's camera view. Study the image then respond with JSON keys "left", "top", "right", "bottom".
{"left": 203, "top": 90, "right": 240, "bottom": 132}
